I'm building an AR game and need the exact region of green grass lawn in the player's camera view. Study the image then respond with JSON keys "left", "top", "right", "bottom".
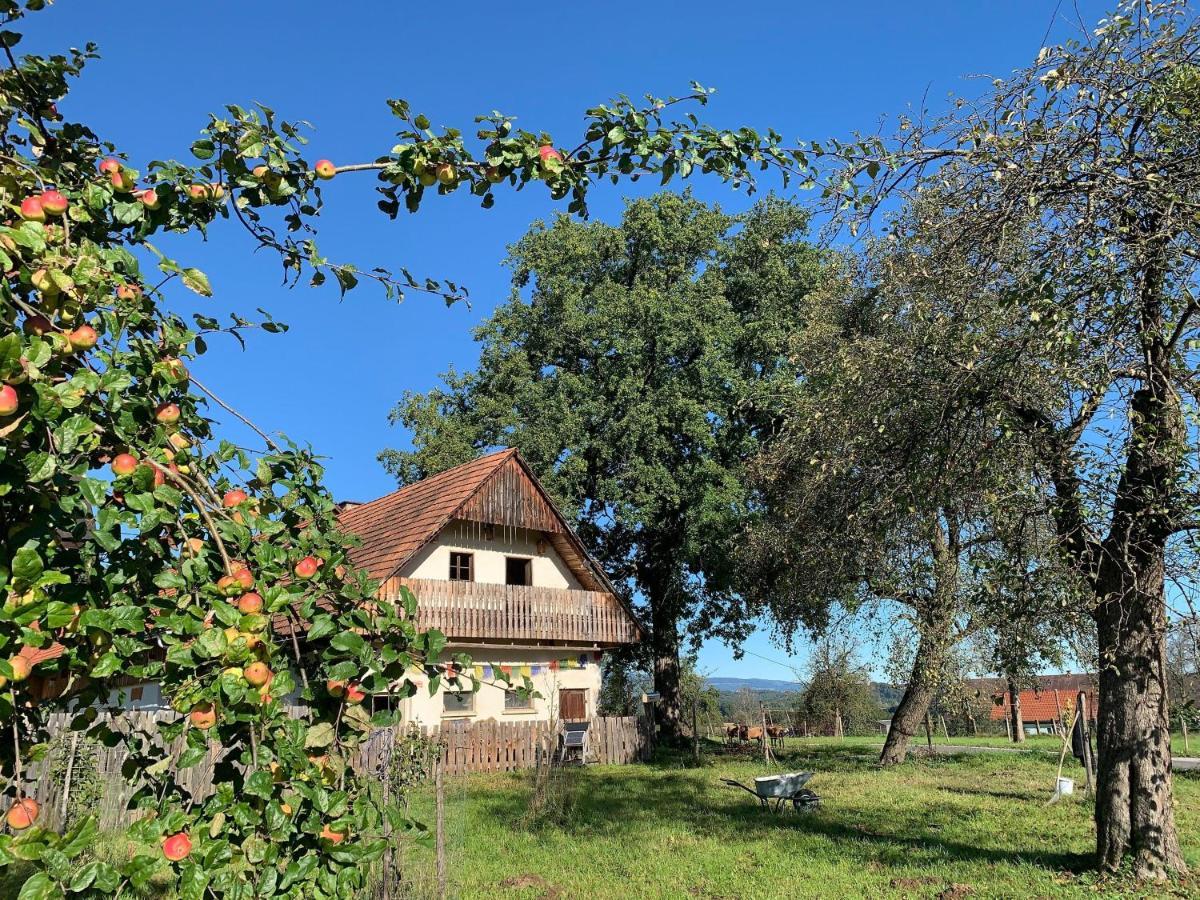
{"left": 406, "top": 738, "right": 1200, "bottom": 899}
{"left": 867, "top": 732, "right": 1199, "bottom": 757}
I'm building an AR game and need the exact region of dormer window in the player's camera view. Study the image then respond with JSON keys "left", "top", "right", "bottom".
{"left": 505, "top": 556, "right": 532, "bottom": 586}
{"left": 449, "top": 551, "right": 474, "bottom": 582}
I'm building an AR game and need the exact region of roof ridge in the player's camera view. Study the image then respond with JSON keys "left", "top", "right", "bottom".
{"left": 339, "top": 447, "right": 514, "bottom": 517}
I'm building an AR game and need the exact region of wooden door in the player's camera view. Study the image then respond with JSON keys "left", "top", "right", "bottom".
{"left": 559, "top": 688, "right": 587, "bottom": 722}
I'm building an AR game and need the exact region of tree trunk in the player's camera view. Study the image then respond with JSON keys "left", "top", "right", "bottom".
{"left": 1093, "top": 560, "right": 1184, "bottom": 878}
{"left": 1007, "top": 676, "right": 1025, "bottom": 743}
{"left": 649, "top": 589, "right": 684, "bottom": 745}
{"left": 880, "top": 518, "right": 958, "bottom": 767}
{"left": 880, "top": 619, "right": 950, "bottom": 765}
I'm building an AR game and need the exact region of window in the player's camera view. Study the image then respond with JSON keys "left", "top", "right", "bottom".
{"left": 449, "top": 551, "right": 473, "bottom": 582}
{"left": 505, "top": 556, "right": 532, "bottom": 586}
{"left": 504, "top": 689, "right": 534, "bottom": 712}
{"left": 443, "top": 690, "right": 475, "bottom": 715}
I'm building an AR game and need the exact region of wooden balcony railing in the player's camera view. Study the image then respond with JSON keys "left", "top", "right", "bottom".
{"left": 379, "top": 577, "right": 639, "bottom": 646}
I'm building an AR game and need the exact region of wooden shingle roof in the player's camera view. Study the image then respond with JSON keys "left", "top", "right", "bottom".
{"left": 337, "top": 449, "right": 517, "bottom": 582}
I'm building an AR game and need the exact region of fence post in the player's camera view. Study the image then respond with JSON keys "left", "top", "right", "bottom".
{"left": 1078, "top": 691, "right": 1095, "bottom": 795}
{"left": 692, "top": 700, "right": 700, "bottom": 765}
{"left": 59, "top": 731, "right": 78, "bottom": 823}
{"left": 435, "top": 757, "right": 447, "bottom": 900}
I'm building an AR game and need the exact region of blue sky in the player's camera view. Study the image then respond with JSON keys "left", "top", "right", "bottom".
{"left": 27, "top": 0, "right": 1114, "bottom": 681}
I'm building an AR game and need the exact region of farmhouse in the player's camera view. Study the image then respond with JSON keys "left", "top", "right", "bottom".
{"left": 336, "top": 448, "right": 641, "bottom": 726}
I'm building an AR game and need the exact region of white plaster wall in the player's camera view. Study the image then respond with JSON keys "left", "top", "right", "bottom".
{"left": 401, "top": 646, "right": 604, "bottom": 728}
{"left": 403, "top": 521, "right": 582, "bottom": 589}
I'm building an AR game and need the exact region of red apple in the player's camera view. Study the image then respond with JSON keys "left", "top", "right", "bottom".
{"left": 231, "top": 567, "right": 254, "bottom": 590}
{"left": 0, "top": 384, "right": 17, "bottom": 416}
{"left": 19, "top": 196, "right": 44, "bottom": 222}
{"left": 154, "top": 402, "right": 181, "bottom": 425}
{"left": 236, "top": 592, "right": 263, "bottom": 615}
{"left": 138, "top": 188, "right": 161, "bottom": 210}
{"left": 5, "top": 798, "right": 39, "bottom": 831}
{"left": 293, "top": 556, "right": 319, "bottom": 580}
{"left": 68, "top": 324, "right": 98, "bottom": 351}
{"left": 215, "top": 575, "right": 242, "bottom": 597}
{"left": 162, "top": 832, "right": 192, "bottom": 862}
{"left": 326, "top": 679, "right": 346, "bottom": 698}
{"left": 163, "top": 357, "right": 189, "bottom": 381}
{"left": 538, "top": 145, "right": 563, "bottom": 174}
{"left": 344, "top": 682, "right": 366, "bottom": 705}
{"left": 39, "top": 190, "right": 68, "bottom": 216}
{"left": 244, "top": 661, "right": 271, "bottom": 687}
{"left": 109, "top": 169, "right": 134, "bottom": 192}
{"left": 98, "top": 158, "right": 121, "bottom": 175}
{"left": 190, "top": 702, "right": 216, "bottom": 730}
{"left": 111, "top": 453, "right": 138, "bottom": 477}
{"left": 187, "top": 184, "right": 208, "bottom": 201}
{"left": 252, "top": 165, "right": 269, "bottom": 179}
{"left": 222, "top": 489, "right": 248, "bottom": 508}
{"left": 8, "top": 655, "right": 31, "bottom": 682}
{"left": 314, "top": 159, "right": 336, "bottom": 180}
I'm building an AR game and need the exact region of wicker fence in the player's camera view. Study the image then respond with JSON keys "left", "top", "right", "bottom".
{"left": 31, "top": 711, "right": 650, "bottom": 831}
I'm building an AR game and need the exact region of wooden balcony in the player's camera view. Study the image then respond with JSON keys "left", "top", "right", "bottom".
{"left": 379, "top": 577, "right": 640, "bottom": 647}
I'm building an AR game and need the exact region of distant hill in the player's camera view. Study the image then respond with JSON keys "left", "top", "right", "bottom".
{"left": 705, "top": 677, "right": 804, "bottom": 693}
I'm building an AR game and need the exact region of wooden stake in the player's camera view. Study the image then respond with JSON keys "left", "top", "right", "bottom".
{"left": 1078, "top": 691, "right": 1095, "bottom": 795}
{"left": 435, "top": 758, "right": 447, "bottom": 900}
{"left": 692, "top": 699, "right": 700, "bottom": 765}
{"left": 924, "top": 711, "right": 934, "bottom": 750}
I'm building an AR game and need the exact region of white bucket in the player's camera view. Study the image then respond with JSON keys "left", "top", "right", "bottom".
{"left": 1056, "top": 777, "right": 1075, "bottom": 796}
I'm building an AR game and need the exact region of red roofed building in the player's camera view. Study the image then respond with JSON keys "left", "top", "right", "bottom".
{"left": 983, "top": 675, "right": 1098, "bottom": 736}
{"left": 335, "top": 448, "right": 641, "bottom": 726}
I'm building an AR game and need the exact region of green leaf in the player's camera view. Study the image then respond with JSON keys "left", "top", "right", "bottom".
{"left": 59, "top": 816, "right": 98, "bottom": 858}
{"left": 177, "top": 745, "right": 207, "bottom": 769}
{"left": 11, "top": 546, "right": 42, "bottom": 583}
{"left": 196, "top": 627, "right": 228, "bottom": 659}
{"left": 17, "top": 872, "right": 63, "bottom": 900}
{"left": 182, "top": 268, "right": 212, "bottom": 297}
{"left": 329, "top": 632, "right": 365, "bottom": 655}
{"left": 304, "top": 722, "right": 335, "bottom": 749}
{"left": 191, "top": 139, "right": 216, "bottom": 160}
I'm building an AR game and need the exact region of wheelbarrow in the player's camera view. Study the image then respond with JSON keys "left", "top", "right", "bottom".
{"left": 720, "top": 771, "right": 820, "bottom": 812}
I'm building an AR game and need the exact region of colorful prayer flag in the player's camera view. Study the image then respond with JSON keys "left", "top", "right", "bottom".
{"left": 520, "top": 664, "right": 532, "bottom": 678}
{"left": 549, "top": 660, "right": 559, "bottom": 672}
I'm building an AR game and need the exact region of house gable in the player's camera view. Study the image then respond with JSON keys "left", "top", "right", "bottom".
{"left": 339, "top": 448, "right": 612, "bottom": 593}
{"left": 337, "top": 449, "right": 640, "bottom": 644}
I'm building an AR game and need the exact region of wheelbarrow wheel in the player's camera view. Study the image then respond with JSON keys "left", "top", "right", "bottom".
{"left": 790, "top": 789, "right": 820, "bottom": 811}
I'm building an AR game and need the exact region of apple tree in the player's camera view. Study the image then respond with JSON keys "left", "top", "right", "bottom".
{"left": 0, "top": 2, "right": 801, "bottom": 896}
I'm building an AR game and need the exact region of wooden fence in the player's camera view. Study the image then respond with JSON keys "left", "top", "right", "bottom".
{"left": 31, "top": 712, "right": 650, "bottom": 830}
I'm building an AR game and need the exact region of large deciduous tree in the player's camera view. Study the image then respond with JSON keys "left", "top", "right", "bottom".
{"left": 381, "top": 192, "right": 822, "bottom": 741}
{"left": 738, "top": 248, "right": 1052, "bottom": 765}
{"left": 807, "top": 1, "right": 1200, "bottom": 874}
